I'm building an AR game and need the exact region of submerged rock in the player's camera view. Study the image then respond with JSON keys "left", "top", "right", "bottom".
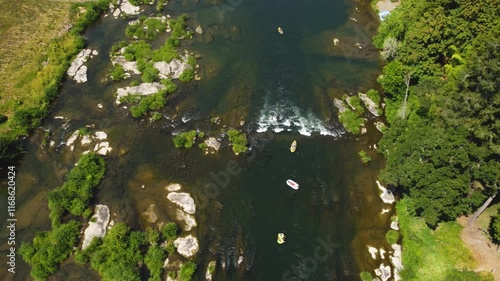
{"left": 82, "top": 205, "right": 110, "bottom": 249}
{"left": 143, "top": 204, "right": 158, "bottom": 223}
{"left": 116, "top": 82, "right": 165, "bottom": 104}
{"left": 167, "top": 192, "right": 196, "bottom": 214}
{"left": 174, "top": 235, "right": 199, "bottom": 258}
{"left": 196, "top": 25, "right": 203, "bottom": 34}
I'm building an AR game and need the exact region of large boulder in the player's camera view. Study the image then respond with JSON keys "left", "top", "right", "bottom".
{"left": 167, "top": 192, "right": 196, "bottom": 214}
{"left": 82, "top": 205, "right": 110, "bottom": 249}
{"left": 174, "top": 235, "right": 199, "bottom": 258}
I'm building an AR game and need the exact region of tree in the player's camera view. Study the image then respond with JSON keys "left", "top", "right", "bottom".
{"left": 381, "top": 37, "right": 400, "bottom": 61}
{"left": 401, "top": 71, "right": 412, "bottom": 118}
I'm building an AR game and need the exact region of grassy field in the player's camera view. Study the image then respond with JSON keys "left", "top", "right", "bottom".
{"left": 0, "top": 0, "right": 72, "bottom": 121}
{"left": 397, "top": 198, "right": 494, "bottom": 281}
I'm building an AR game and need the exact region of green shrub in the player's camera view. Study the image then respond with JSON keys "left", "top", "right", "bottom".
{"left": 151, "top": 112, "right": 162, "bottom": 121}
{"left": 130, "top": 80, "right": 140, "bottom": 86}
{"left": 145, "top": 227, "right": 160, "bottom": 246}
{"left": 339, "top": 110, "right": 364, "bottom": 135}
{"left": 128, "top": 0, "right": 147, "bottom": 6}
{"left": 386, "top": 229, "right": 400, "bottom": 244}
{"left": 165, "top": 241, "right": 176, "bottom": 255}
{"left": 178, "top": 68, "right": 194, "bottom": 83}
{"left": 144, "top": 246, "right": 166, "bottom": 281}
{"left": 161, "top": 79, "right": 177, "bottom": 93}
{"left": 490, "top": 213, "right": 500, "bottom": 244}
{"left": 19, "top": 221, "right": 81, "bottom": 281}
{"left": 47, "top": 153, "right": 106, "bottom": 226}
{"left": 179, "top": 261, "right": 197, "bottom": 281}
{"left": 199, "top": 143, "right": 208, "bottom": 149}
{"left": 169, "top": 15, "right": 189, "bottom": 39}
{"left": 0, "top": 114, "right": 7, "bottom": 124}
{"left": 78, "top": 127, "right": 91, "bottom": 136}
{"left": 360, "top": 271, "right": 373, "bottom": 281}
{"left": 119, "top": 94, "right": 142, "bottom": 104}
{"left": 124, "top": 40, "right": 152, "bottom": 62}
{"left": 161, "top": 222, "right": 179, "bottom": 241}
{"left": 152, "top": 43, "right": 178, "bottom": 62}
{"left": 187, "top": 56, "right": 196, "bottom": 67}
{"left": 344, "top": 95, "right": 364, "bottom": 113}
{"left": 74, "top": 237, "right": 101, "bottom": 265}
{"left": 89, "top": 223, "right": 145, "bottom": 281}
{"left": 130, "top": 92, "right": 167, "bottom": 118}
{"left": 110, "top": 64, "right": 126, "bottom": 81}
{"left": 141, "top": 64, "right": 159, "bottom": 82}
{"left": 227, "top": 129, "right": 248, "bottom": 154}
{"left": 12, "top": 107, "right": 46, "bottom": 133}
{"left": 156, "top": 0, "right": 168, "bottom": 11}
{"left": 358, "top": 150, "right": 372, "bottom": 163}
{"left": 173, "top": 130, "right": 198, "bottom": 148}
{"left": 366, "top": 89, "right": 381, "bottom": 104}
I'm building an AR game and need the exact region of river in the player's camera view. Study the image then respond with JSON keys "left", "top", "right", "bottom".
{"left": 0, "top": 0, "right": 393, "bottom": 280}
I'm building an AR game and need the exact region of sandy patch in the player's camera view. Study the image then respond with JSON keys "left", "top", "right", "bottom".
{"left": 376, "top": 0, "right": 400, "bottom": 12}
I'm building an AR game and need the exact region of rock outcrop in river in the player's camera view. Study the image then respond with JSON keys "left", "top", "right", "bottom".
{"left": 67, "top": 49, "right": 98, "bottom": 83}
{"left": 82, "top": 205, "right": 110, "bottom": 249}
{"left": 173, "top": 234, "right": 199, "bottom": 258}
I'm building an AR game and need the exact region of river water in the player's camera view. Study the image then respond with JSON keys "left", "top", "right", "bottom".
{"left": 0, "top": 0, "right": 394, "bottom": 280}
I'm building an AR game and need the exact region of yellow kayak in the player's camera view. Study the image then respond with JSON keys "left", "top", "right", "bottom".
{"left": 290, "top": 140, "right": 297, "bottom": 153}
{"left": 277, "top": 233, "right": 286, "bottom": 244}
{"left": 278, "top": 27, "right": 284, "bottom": 35}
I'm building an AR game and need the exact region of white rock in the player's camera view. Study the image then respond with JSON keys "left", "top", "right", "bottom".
{"left": 381, "top": 208, "right": 390, "bottom": 214}
{"left": 94, "top": 131, "right": 108, "bottom": 140}
{"left": 391, "top": 221, "right": 399, "bottom": 231}
{"left": 82, "top": 205, "right": 110, "bottom": 249}
{"left": 378, "top": 263, "right": 391, "bottom": 281}
{"left": 375, "top": 121, "right": 386, "bottom": 133}
{"left": 165, "top": 183, "right": 182, "bottom": 191}
{"left": 97, "top": 103, "right": 103, "bottom": 109}
{"left": 112, "top": 54, "right": 140, "bottom": 74}
{"left": 195, "top": 25, "right": 203, "bottom": 34}
{"left": 368, "top": 246, "right": 378, "bottom": 259}
{"left": 391, "top": 243, "right": 403, "bottom": 281}
{"left": 205, "top": 261, "right": 216, "bottom": 281}
{"left": 74, "top": 65, "right": 88, "bottom": 83}
{"left": 176, "top": 210, "right": 197, "bottom": 231}
{"left": 237, "top": 256, "right": 244, "bottom": 266}
{"left": 204, "top": 137, "right": 221, "bottom": 151}
{"left": 174, "top": 235, "right": 199, "bottom": 258}
{"left": 54, "top": 116, "right": 65, "bottom": 119}
{"left": 377, "top": 181, "right": 395, "bottom": 204}
{"left": 113, "top": 0, "right": 140, "bottom": 18}
{"left": 379, "top": 248, "right": 386, "bottom": 259}
{"left": 154, "top": 58, "right": 192, "bottom": 80}
{"left": 167, "top": 192, "right": 196, "bottom": 214}
{"left": 333, "top": 38, "right": 340, "bottom": 46}
{"left": 94, "top": 141, "right": 112, "bottom": 155}
{"left": 116, "top": 82, "right": 165, "bottom": 104}
{"left": 92, "top": 50, "right": 99, "bottom": 56}
{"left": 333, "top": 99, "right": 347, "bottom": 113}
{"left": 66, "top": 130, "right": 80, "bottom": 147}
{"left": 49, "top": 140, "right": 55, "bottom": 147}
{"left": 81, "top": 135, "right": 93, "bottom": 146}
{"left": 358, "top": 92, "right": 380, "bottom": 117}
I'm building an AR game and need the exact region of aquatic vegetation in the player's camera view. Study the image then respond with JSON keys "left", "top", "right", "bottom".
{"left": 47, "top": 153, "right": 106, "bottom": 227}
{"left": 128, "top": 0, "right": 147, "bottom": 6}
{"left": 359, "top": 272, "right": 373, "bottom": 281}
{"left": 178, "top": 68, "right": 194, "bottom": 83}
{"left": 179, "top": 261, "right": 197, "bottom": 281}
{"left": 161, "top": 222, "right": 179, "bottom": 240}
{"left": 141, "top": 64, "right": 160, "bottom": 82}
{"left": 78, "top": 127, "right": 91, "bottom": 136}
{"left": 145, "top": 227, "right": 161, "bottom": 246}
{"left": 173, "top": 130, "right": 198, "bottom": 148}
{"left": 156, "top": 0, "right": 168, "bottom": 11}
{"left": 151, "top": 112, "right": 163, "bottom": 121}
{"left": 227, "top": 129, "right": 248, "bottom": 154}
{"left": 19, "top": 221, "right": 81, "bottom": 281}
{"left": 358, "top": 150, "right": 372, "bottom": 164}
{"left": 126, "top": 17, "right": 168, "bottom": 40}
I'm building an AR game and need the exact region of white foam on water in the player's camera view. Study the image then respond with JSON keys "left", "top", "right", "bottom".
{"left": 255, "top": 90, "right": 339, "bottom": 137}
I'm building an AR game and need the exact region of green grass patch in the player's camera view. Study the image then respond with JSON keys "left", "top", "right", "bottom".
{"left": 227, "top": 129, "right": 248, "bottom": 154}
{"left": 179, "top": 68, "right": 194, "bottom": 83}
{"left": 397, "top": 198, "right": 493, "bottom": 281}
{"left": 173, "top": 130, "right": 198, "bottom": 148}
{"left": 366, "top": 88, "right": 381, "bottom": 104}
{"left": 144, "top": 246, "right": 166, "bottom": 281}
{"left": 339, "top": 110, "right": 364, "bottom": 135}
{"left": 360, "top": 271, "right": 373, "bottom": 281}
{"left": 179, "top": 261, "right": 197, "bottom": 281}
{"left": 386, "top": 229, "right": 400, "bottom": 244}
{"left": 110, "top": 64, "right": 126, "bottom": 81}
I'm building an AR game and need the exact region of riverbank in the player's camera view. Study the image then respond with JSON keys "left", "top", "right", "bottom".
{"left": 373, "top": 0, "right": 499, "bottom": 280}
{"left": 0, "top": 0, "right": 110, "bottom": 163}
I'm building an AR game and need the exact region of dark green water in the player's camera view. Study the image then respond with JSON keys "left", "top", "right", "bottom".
{"left": 0, "top": 0, "right": 393, "bottom": 280}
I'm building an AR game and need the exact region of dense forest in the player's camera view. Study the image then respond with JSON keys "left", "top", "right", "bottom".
{"left": 374, "top": 0, "right": 499, "bottom": 279}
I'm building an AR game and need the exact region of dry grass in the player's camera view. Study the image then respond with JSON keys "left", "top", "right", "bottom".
{"left": 0, "top": 0, "right": 73, "bottom": 127}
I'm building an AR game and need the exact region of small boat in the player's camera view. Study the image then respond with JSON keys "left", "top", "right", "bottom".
{"left": 286, "top": 179, "right": 299, "bottom": 190}
{"left": 278, "top": 27, "right": 284, "bottom": 35}
{"left": 290, "top": 140, "right": 297, "bottom": 153}
{"left": 277, "top": 233, "right": 286, "bottom": 244}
